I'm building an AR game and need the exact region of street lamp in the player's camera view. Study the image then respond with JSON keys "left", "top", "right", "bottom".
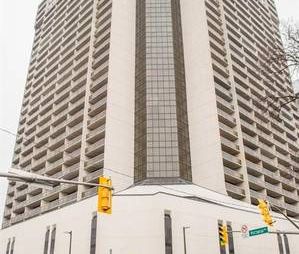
{"left": 183, "top": 226, "right": 190, "bottom": 254}
{"left": 64, "top": 231, "right": 72, "bottom": 254}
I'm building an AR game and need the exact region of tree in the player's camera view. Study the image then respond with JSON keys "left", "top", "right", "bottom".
{"left": 261, "top": 20, "right": 299, "bottom": 117}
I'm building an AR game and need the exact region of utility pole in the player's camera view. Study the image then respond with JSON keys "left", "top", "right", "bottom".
{"left": 0, "top": 168, "right": 113, "bottom": 190}
{"left": 270, "top": 204, "right": 299, "bottom": 231}
{"left": 183, "top": 226, "right": 190, "bottom": 254}
{"left": 64, "top": 231, "right": 72, "bottom": 254}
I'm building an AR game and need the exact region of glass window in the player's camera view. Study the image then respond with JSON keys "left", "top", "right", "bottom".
{"left": 277, "top": 234, "right": 284, "bottom": 254}
{"left": 164, "top": 213, "right": 173, "bottom": 254}
{"left": 9, "top": 237, "right": 15, "bottom": 254}
{"left": 49, "top": 226, "right": 56, "bottom": 254}
{"left": 227, "top": 224, "right": 235, "bottom": 254}
{"left": 283, "top": 234, "right": 290, "bottom": 254}
{"left": 90, "top": 214, "right": 97, "bottom": 254}
{"left": 6, "top": 239, "right": 10, "bottom": 254}
{"left": 44, "top": 228, "right": 50, "bottom": 254}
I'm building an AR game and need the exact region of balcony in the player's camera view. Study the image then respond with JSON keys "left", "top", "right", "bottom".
{"left": 221, "top": 137, "right": 239, "bottom": 155}
{"left": 67, "top": 123, "right": 83, "bottom": 137}
{"left": 82, "top": 187, "right": 97, "bottom": 199}
{"left": 282, "top": 189, "right": 298, "bottom": 202}
{"left": 27, "top": 193, "right": 43, "bottom": 206}
{"left": 89, "top": 84, "right": 107, "bottom": 104}
{"left": 88, "top": 98, "right": 106, "bottom": 117}
{"left": 219, "top": 123, "right": 238, "bottom": 141}
{"left": 85, "top": 153, "right": 104, "bottom": 171}
{"left": 244, "top": 147, "right": 260, "bottom": 163}
{"left": 59, "top": 192, "right": 77, "bottom": 207}
{"left": 285, "top": 203, "right": 298, "bottom": 215}
{"left": 265, "top": 182, "right": 282, "bottom": 197}
{"left": 42, "top": 199, "right": 59, "bottom": 212}
{"left": 3, "top": 209, "right": 12, "bottom": 218}
{"left": 215, "top": 84, "right": 232, "bottom": 102}
{"left": 2, "top": 220, "right": 10, "bottom": 228}
{"left": 47, "top": 158, "right": 64, "bottom": 173}
{"left": 224, "top": 167, "right": 243, "bottom": 184}
{"left": 5, "top": 196, "right": 14, "bottom": 205}
{"left": 84, "top": 168, "right": 103, "bottom": 183}
{"left": 13, "top": 200, "right": 27, "bottom": 211}
{"left": 44, "top": 185, "right": 61, "bottom": 198}
{"left": 222, "top": 151, "right": 241, "bottom": 169}
{"left": 248, "top": 175, "right": 265, "bottom": 189}
{"left": 85, "top": 139, "right": 105, "bottom": 156}
{"left": 87, "top": 111, "right": 106, "bottom": 129}
{"left": 225, "top": 182, "right": 246, "bottom": 199}
{"left": 250, "top": 189, "right": 266, "bottom": 200}
{"left": 218, "top": 108, "right": 236, "bottom": 127}
{"left": 25, "top": 207, "right": 41, "bottom": 219}
{"left": 11, "top": 214, "right": 25, "bottom": 224}
{"left": 267, "top": 196, "right": 285, "bottom": 209}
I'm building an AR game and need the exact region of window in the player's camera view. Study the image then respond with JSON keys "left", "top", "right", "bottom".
{"left": 49, "top": 226, "right": 56, "bottom": 254}
{"left": 10, "top": 237, "right": 15, "bottom": 254}
{"left": 283, "top": 234, "right": 290, "bottom": 254}
{"left": 90, "top": 213, "right": 97, "bottom": 254}
{"left": 6, "top": 239, "right": 10, "bottom": 254}
{"left": 227, "top": 223, "right": 235, "bottom": 254}
{"left": 164, "top": 213, "right": 173, "bottom": 254}
{"left": 43, "top": 228, "right": 50, "bottom": 254}
{"left": 277, "top": 234, "right": 284, "bottom": 254}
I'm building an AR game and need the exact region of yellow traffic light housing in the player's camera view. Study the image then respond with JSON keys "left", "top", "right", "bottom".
{"left": 218, "top": 225, "right": 228, "bottom": 247}
{"left": 258, "top": 199, "right": 274, "bottom": 226}
{"left": 98, "top": 176, "right": 112, "bottom": 214}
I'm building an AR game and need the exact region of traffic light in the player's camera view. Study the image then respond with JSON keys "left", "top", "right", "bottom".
{"left": 98, "top": 176, "right": 112, "bottom": 214}
{"left": 258, "top": 199, "right": 273, "bottom": 226}
{"left": 218, "top": 225, "right": 228, "bottom": 247}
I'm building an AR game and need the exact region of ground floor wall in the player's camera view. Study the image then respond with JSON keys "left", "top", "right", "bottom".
{"left": 1, "top": 186, "right": 299, "bottom": 254}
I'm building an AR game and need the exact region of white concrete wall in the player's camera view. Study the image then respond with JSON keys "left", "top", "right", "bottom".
{"left": 180, "top": 0, "right": 226, "bottom": 193}
{"left": 104, "top": 0, "right": 136, "bottom": 190}
{"left": 1, "top": 185, "right": 298, "bottom": 254}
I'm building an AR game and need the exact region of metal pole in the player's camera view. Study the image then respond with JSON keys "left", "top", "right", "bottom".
{"left": 271, "top": 204, "right": 299, "bottom": 231}
{"left": 183, "top": 226, "right": 190, "bottom": 254}
{"left": 0, "top": 172, "right": 113, "bottom": 189}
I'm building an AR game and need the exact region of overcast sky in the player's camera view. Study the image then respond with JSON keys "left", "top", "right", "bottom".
{"left": 0, "top": 0, "right": 298, "bottom": 224}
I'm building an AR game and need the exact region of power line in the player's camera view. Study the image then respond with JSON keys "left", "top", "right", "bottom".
{"left": 0, "top": 126, "right": 298, "bottom": 222}
{"left": 0, "top": 126, "right": 133, "bottom": 183}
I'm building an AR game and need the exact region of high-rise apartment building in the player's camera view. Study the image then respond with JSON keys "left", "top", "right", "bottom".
{"left": 2, "top": 0, "right": 299, "bottom": 231}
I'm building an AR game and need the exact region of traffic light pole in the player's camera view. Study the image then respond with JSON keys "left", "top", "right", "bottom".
{"left": 270, "top": 204, "right": 299, "bottom": 231}
{"left": 0, "top": 171, "right": 113, "bottom": 190}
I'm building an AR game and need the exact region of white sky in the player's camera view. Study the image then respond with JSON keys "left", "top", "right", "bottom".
{"left": 0, "top": 0, "right": 298, "bottom": 223}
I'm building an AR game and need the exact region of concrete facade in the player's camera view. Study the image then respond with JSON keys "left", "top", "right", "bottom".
{"left": 1, "top": 185, "right": 299, "bottom": 254}
{"left": 1, "top": 0, "right": 299, "bottom": 252}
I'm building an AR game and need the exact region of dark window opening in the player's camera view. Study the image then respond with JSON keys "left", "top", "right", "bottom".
{"left": 227, "top": 224, "right": 235, "bottom": 254}
{"left": 90, "top": 214, "right": 97, "bottom": 254}
{"left": 277, "top": 234, "right": 284, "bottom": 254}
{"left": 9, "top": 237, "right": 15, "bottom": 254}
{"left": 283, "top": 234, "right": 290, "bottom": 254}
{"left": 49, "top": 226, "right": 56, "bottom": 254}
{"left": 44, "top": 228, "right": 50, "bottom": 254}
{"left": 164, "top": 213, "right": 173, "bottom": 254}
{"left": 6, "top": 239, "right": 10, "bottom": 254}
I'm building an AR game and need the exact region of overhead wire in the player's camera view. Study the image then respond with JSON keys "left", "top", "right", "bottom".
{"left": 0, "top": 126, "right": 296, "bottom": 221}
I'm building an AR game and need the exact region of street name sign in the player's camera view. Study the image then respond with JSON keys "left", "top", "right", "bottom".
{"left": 249, "top": 227, "right": 268, "bottom": 237}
